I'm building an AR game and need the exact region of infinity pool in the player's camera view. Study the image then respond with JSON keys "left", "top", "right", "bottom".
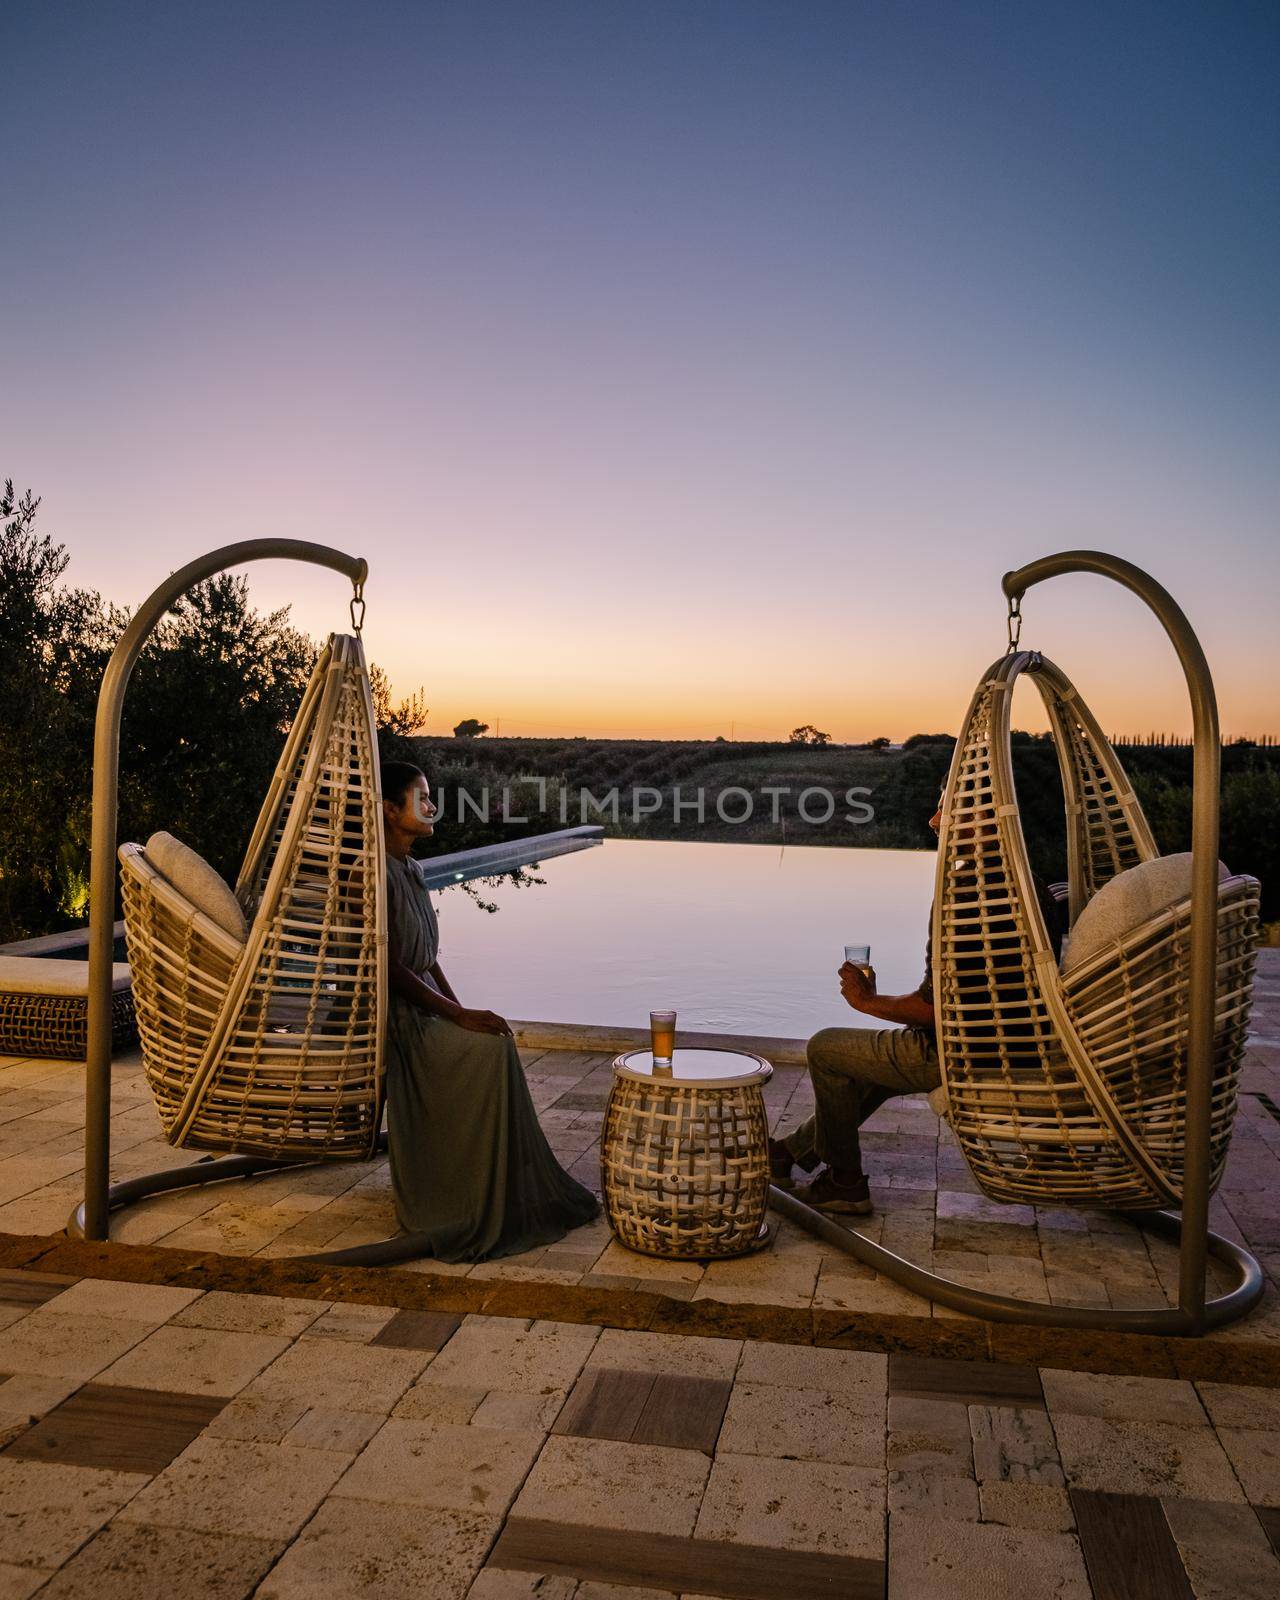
{"left": 433, "top": 837, "right": 936, "bottom": 1038}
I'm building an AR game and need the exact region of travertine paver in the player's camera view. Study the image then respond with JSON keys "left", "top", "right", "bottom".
{"left": 466, "top": 1576, "right": 578, "bottom": 1599}
{"left": 1215, "top": 1426, "right": 1280, "bottom": 1506}
{"left": 470, "top": 1389, "right": 567, "bottom": 1432}
{"left": 283, "top": 1408, "right": 385, "bottom": 1454}
{"left": 888, "top": 1512, "right": 1092, "bottom": 1598}
{"left": 717, "top": 1382, "right": 884, "bottom": 1467}
{"left": 692, "top": 1244, "right": 820, "bottom": 1309}
{"left": 1161, "top": 1497, "right": 1280, "bottom": 1600}
{"left": 238, "top": 1335, "right": 431, "bottom": 1413}
{"left": 573, "top": 1588, "right": 677, "bottom": 1600}
{"left": 33, "top": 1522, "right": 281, "bottom": 1600}
{"left": 585, "top": 1329, "right": 741, "bottom": 1380}
{"left": 391, "top": 1382, "right": 489, "bottom": 1424}
{"left": 977, "top": 1480, "right": 1075, "bottom": 1532}
{"left": 734, "top": 1340, "right": 886, "bottom": 1401}
{"left": 115, "top": 1437, "right": 351, "bottom": 1540}
{"left": 257, "top": 1499, "right": 499, "bottom": 1600}
{"left": 0, "top": 1313, "right": 157, "bottom": 1381}
{"left": 512, "top": 1435, "right": 709, "bottom": 1535}
{"left": 0, "top": 1373, "right": 80, "bottom": 1436}
{"left": 423, "top": 1316, "right": 599, "bottom": 1395}
{"left": 332, "top": 1418, "right": 543, "bottom": 1515}
{"left": 1052, "top": 1413, "right": 1246, "bottom": 1502}
{"left": 30, "top": 1278, "right": 201, "bottom": 1326}
{"left": 300, "top": 1303, "right": 399, "bottom": 1342}
{"left": 969, "top": 1406, "right": 1064, "bottom": 1485}
{"left": 696, "top": 1452, "right": 885, "bottom": 1556}
{"left": 0, "top": 1459, "right": 148, "bottom": 1568}
{"left": 0, "top": 1562, "right": 50, "bottom": 1600}
{"left": 206, "top": 1393, "right": 311, "bottom": 1444}
{"left": 887, "top": 1396, "right": 979, "bottom": 1518}
{"left": 1040, "top": 1368, "right": 1210, "bottom": 1427}
{"left": 95, "top": 1324, "right": 291, "bottom": 1396}
{"left": 1196, "top": 1380, "right": 1280, "bottom": 1432}
{"left": 170, "top": 1292, "right": 329, "bottom": 1338}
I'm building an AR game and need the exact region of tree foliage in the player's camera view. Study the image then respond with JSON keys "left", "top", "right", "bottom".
{"left": 0, "top": 485, "right": 416, "bottom": 940}
{"left": 0, "top": 483, "right": 109, "bottom": 935}
{"left": 788, "top": 724, "right": 831, "bottom": 746}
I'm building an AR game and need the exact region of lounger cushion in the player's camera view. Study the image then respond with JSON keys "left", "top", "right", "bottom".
{"left": 0, "top": 956, "right": 131, "bottom": 996}
{"left": 1062, "top": 853, "right": 1229, "bottom": 973}
{"left": 145, "top": 832, "right": 247, "bottom": 941}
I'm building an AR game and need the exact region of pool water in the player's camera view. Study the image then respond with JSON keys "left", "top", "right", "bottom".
{"left": 433, "top": 837, "right": 936, "bottom": 1038}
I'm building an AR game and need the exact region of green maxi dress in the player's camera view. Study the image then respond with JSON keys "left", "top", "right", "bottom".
{"left": 384, "top": 853, "right": 599, "bottom": 1262}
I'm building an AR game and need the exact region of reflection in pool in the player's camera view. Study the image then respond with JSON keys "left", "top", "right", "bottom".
{"left": 433, "top": 837, "right": 936, "bottom": 1038}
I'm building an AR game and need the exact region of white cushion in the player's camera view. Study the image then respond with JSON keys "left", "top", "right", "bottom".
{"left": 0, "top": 956, "right": 131, "bottom": 997}
{"left": 1061, "top": 853, "right": 1230, "bottom": 974}
{"left": 145, "top": 832, "right": 247, "bottom": 941}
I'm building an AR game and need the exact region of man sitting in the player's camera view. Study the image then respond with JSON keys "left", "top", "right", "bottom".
{"left": 768, "top": 943, "right": 940, "bottom": 1217}
{"left": 770, "top": 796, "right": 1063, "bottom": 1215}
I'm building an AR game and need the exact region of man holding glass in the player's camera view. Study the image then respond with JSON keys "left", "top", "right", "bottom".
{"left": 768, "top": 831, "right": 942, "bottom": 1215}
{"left": 770, "top": 795, "right": 1062, "bottom": 1215}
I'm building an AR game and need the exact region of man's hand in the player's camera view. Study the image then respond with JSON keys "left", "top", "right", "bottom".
{"left": 452, "top": 1007, "right": 512, "bottom": 1037}
{"left": 838, "top": 960, "right": 878, "bottom": 1014}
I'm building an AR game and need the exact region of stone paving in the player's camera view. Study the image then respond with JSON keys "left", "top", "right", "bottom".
{"left": 0, "top": 954, "right": 1277, "bottom": 1350}
{"left": 0, "top": 955, "right": 1276, "bottom": 1593}
{"left": 0, "top": 1271, "right": 1277, "bottom": 1597}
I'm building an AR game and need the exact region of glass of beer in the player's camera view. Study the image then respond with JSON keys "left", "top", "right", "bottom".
{"left": 843, "top": 944, "right": 873, "bottom": 978}
{"left": 650, "top": 1010, "right": 676, "bottom": 1071}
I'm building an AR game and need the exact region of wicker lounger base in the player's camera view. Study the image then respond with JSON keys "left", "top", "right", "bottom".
{"left": 0, "top": 989, "right": 137, "bottom": 1060}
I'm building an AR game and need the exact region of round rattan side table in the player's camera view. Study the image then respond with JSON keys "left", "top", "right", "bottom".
{"left": 601, "top": 1047, "right": 774, "bottom": 1260}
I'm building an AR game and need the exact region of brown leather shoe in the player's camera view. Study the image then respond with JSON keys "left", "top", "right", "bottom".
{"left": 768, "top": 1137, "right": 807, "bottom": 1189}
{"left": 793, "top": 1169, "right": 873, "bottom": 1216}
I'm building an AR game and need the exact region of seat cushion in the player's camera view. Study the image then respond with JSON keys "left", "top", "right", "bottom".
{"left": 145, "top": 832, "right": 248, "bottom": 941}
{"left": 0, "top": 956, "right": 131, "bottom": 996}
{"left": 1061, "top": 853, "right": 1229, "bottom": 973}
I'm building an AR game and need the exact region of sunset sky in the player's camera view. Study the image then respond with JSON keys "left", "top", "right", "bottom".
{"left": 3, "top": 2, "right": 1277, "bottom": 740}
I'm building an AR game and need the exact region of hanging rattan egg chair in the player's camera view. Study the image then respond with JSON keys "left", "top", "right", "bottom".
{"left": 933, "top": 648, "right": 1259, "bottom": 1211}
{"left": 771, "top": 550, "right": 1266, "bottom": 1336}
{"left": 120, "top": 631, "right": 387, "bottom": 1161}
{"left": 70, "top": 541, "right": 436, "bottom": 1266}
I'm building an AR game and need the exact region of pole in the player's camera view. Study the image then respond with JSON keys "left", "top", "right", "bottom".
{"left": 1001, "top": 551, "right": 1220, "bottom": 1331}
{"left": 83, "top": 540, "right": 367, "bottom": 1240}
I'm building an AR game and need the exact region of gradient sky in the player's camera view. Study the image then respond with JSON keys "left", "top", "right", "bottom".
{"left": 3, "top": 1, "right": 1277, "bottom": 740}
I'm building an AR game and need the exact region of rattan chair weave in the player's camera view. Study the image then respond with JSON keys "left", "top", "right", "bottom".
{"left": 602, "top": 1071, "right": 771, "bottom": 1259}
{"left": 0, "top": 989, "right": 135, "bottom": 1061}
{"left": 121, "top": 633, "right": 387, "bottom": 1160}
{"left": 935, "top": 651, "right": 1259, "bottom": 1209}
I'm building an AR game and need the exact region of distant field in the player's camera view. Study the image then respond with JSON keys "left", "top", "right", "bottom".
{"left": 406, "top": 733, "right": 1280, "bottom": 921}
{"left": 408, "top": 734, "right": 950, "bottom": 851}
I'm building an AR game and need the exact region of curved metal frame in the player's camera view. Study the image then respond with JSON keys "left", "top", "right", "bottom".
{"left": 69, "top": 1136, "right": 447, "bottom": 1266}
{"left": 780, "top": 550, "right": 1264, "bottom": 1334}
{"left": 68, "top": 540, "right": 411, "bottom": 1265}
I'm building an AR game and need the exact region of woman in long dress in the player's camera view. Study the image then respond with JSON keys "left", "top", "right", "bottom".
{"left": 380, "top": 761, "right": 599, "bottom": 1261}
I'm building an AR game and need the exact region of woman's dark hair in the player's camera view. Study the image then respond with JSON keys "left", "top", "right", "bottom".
{"left": 380, "top": 761, "right": 426, "bottom": 807}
